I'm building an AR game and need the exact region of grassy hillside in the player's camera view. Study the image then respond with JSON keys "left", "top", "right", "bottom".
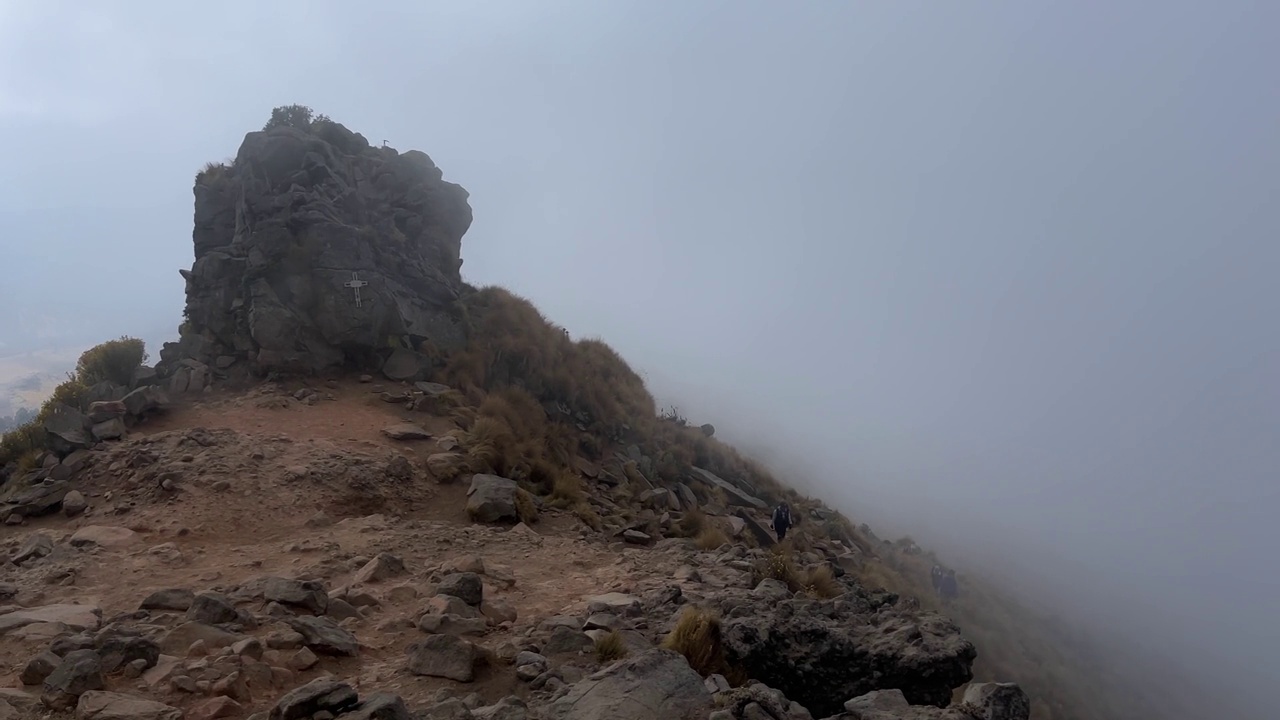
{"left": 424, "top": 284, "right": 1151, "bottom": 720}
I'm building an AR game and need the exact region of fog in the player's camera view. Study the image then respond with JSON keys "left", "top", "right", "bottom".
{"left": 2, "top": 2, "right": 1276, "bottom": 717}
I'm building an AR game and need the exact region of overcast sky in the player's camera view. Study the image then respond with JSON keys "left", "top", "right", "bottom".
{"left": 1, "top": 2, "right": 1276, "bottom": 717}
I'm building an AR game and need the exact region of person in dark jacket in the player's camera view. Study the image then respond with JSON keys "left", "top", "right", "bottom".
{"left": 771, "top": 503, "right": 793, "bottom": 541}
{"left": 939, "top": 569, "right": 959, "bottom": 603}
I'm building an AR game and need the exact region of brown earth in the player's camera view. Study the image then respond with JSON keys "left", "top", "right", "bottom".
{"left": 0, "top": 378, "right": 684, "bottom": 717}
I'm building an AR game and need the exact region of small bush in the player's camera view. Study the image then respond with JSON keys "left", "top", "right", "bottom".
{"left": 514, "top": 488, "right": 539, "bottom": 524}
{"left": 571, "top": 500, "right": 603, "bottom": 531}
{"left": 753, "top": 547, "right": 800, "bottom": 590}
{"left": 74, "top": 336, "right": 147, "bottom": 388}
{"left": 263, "top": 104, "right": 315, "bottom": 131}
{"left": 549, "top": 471, "right": 586, "bottom": 508}
{"left": 595, "top": 630, "right": 627, "bottom": 663}
{"left": 678, "top": 507, "right": 708, "bottom": 538}
{"left": 799, "top": 565, "right": 843, "bottom": 599}
{"left": 661, "top": 606, "right": 726, "bottom": 677}
{"left": 696, "top": 526, "right": 730, "bottom": 551}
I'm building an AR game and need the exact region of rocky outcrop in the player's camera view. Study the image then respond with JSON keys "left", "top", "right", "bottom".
{"left": 166, "top": 116, "right": 473, "bottom": 376}
{"left": 710, "top": 581, "right": 976, "bottom": 717}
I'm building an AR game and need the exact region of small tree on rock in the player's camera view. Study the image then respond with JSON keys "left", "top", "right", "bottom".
{"left": 264, "top": 104, "right": 315, "bottom": 131}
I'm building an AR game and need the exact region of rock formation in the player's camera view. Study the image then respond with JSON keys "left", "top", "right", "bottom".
{"left": 164, "top": 115, "right": 473, "bottom": 377}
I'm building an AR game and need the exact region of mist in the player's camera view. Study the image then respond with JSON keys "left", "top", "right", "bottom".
{"left": 2, "top": 2, "right": 1277, "bottom": 717}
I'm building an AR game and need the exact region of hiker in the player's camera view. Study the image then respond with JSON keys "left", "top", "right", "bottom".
{"left": 939, "top": 569, "right": 959, "bottom": 603}
{"left": 930, "top": 564, "right": 943, "bottom": 594}
{"left": 771, "top": 502, "right": 792, "bottom": 541}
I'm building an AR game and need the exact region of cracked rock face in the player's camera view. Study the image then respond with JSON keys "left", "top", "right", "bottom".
{"left": 171, "top": 120, "right": 473, "bottom": 375}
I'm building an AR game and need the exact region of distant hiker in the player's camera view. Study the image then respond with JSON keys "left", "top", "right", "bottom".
{"left": 930, "top": 564, "right": 944, "bottom": 594}
{"left": 771, "top": 502, "right": 792, "bottom": 541}
{"left": 939, "top": 569, "right": 959, "bottom": 603}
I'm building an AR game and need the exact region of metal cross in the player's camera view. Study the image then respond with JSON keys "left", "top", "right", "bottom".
{"left": 343, "top": 272, "right": 369, "bottom": 307}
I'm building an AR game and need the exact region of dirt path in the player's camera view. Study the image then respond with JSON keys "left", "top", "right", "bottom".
{"left": 0, "top": 378, "right": 658, "bottom": 715}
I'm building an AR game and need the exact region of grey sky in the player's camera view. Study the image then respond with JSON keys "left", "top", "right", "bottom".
{"left": 2, "top": 2, "right": 1276, "bottom": 717}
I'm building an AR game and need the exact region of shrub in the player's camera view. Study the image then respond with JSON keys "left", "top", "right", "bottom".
{"left": 74, "top": 336, "right": 147, "bottom": 387}
{"left": 571, "top": 500, "right": 603, "bottom": 531}
{"left": 549, "top": 471, "right": 585, "bottom": 508}
{"left": 753, "top": 547, "right": 799, "bottom": 589}
{"left": 263, "top": 104, "right": 315, "bottom": 131}
{"left": 678, "top": 507, "right": 708, "bottom": 538}
{"left": 696, "top": 526, "right": 730, "bottom": 551}
{"left": 514, "top": 488, "right": 539, "bottom": 524}
{"left": 437, "top": 287, "right": 655, "bottom": 438}
{"left": 799, "top": 565, "right": 842, "bottom": 599}
{"left": 661, "top": 606, "right": 726, "bottom": 677}
{"left": 595, "top": 630, "right": 627, "bottom": 663}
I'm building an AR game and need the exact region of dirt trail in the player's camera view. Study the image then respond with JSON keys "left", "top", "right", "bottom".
{"left": 0, "top": 379, "right": 660, "bottom": 714}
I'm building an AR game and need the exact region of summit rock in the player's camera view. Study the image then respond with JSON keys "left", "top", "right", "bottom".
{"left": 166, "top": 111, "right": 473, "bottom": 376}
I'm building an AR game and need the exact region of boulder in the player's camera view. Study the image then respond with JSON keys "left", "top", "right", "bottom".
{"left": 340, "top": 692, "right": 414, "bottom": 720}
{"left": 547, "top": 648, "right": 713, "bottom": 720}
{"left": 715, "top": 586, "right": 976, "bottom": 717}
{"left": 262, "top": 576, "right": 329, "bottom": 614}
{"left": 41, "top": 649, "right": 104, "bottom": 710}
{"left": 21, "top": 650, "right": 61, "bottom": 686}
{"left": 689, "top": 467, "right": 766, "bottom": 509}
{"left": 466, "top": 474, "right": 526, "bottom": 523}
{"left": 140, "top": 589, "right": 195, "bottom": 612}
{"left": 269, "top": 678, "right": 359, "bottom": 720}
{"left": 186, "top": 592, "right": 239, "bottom": 625}
{"left": 12, "top": 532, "right": 54, "bottom": 565}
{"left": 437, "top": 572, "right": 484, "bottom": 606}
{"left": 960, "top": 683, "right": 1031, "bottom": 720}
{"left": 121, "top": 386, "right": 169, "bottom": 418}
{"left": 74, "top": 691, "right": 181, "bottom": 720}
{"left": 63, "top": 490, "right": 88, "bottom": 517}
{"left": 85, "top": 401, "right": 127, "bottom": 424}
{"left": 406, "top": 634, "right": 477, "bottom": 681}
{"left": 4, "top": 481, "right": 71, "bottom": 518}
{"left": 95, "top": 632, "right": 160, "bottom": 673}
{"left": 171, "top": 120, "right": 471, "bottom": 375}
{"left": 43, "top": 405, "right": 92, "bottom": 453}
{"left": 0, "top": 604, "right": 102, "bottom": 635}
{"left": 382, "top": 349, "right": 430, "bottom": 382}
{"left": 158, "top": 622, "right": 247, "bottom": 654}
{"left": 354, "top": 552, "right": 406, "bottom": 584}
{"left": 90, "top": 419, "right": 127, "bottom": 441}
{"left": 287, "top": 615, "right": 359, "bottom": 656}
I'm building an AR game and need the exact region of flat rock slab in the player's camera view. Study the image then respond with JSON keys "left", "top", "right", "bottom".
{"left": 548, "top": 648, "right": 712, "bottom": 720}
{"left": 70, "top": 526, "right": 140, "bottom": 549}
{"left": 381, "top": 423, "right": 431, "bottom": 441}
{"left": 0, "top": 604, "right": 102, "bottom": 635}
{"left": 75, "top": 691, "right": 182, "bottom": 720}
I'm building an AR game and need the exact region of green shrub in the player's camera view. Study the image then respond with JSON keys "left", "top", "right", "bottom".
{"left": 75, "top": 336, "right": 146, "bottom": 387}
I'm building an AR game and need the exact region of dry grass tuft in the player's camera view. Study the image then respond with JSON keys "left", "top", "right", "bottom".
{"left": 696, "top": 526, "right": 731, "bottom": 551}
{"left": 678, "top": 507, "right": 708, "bottom": 538}
{"left": 798, "top": 564, "right": 843, "bottom": 599}
{"left": 754, "top": 547, "right": 800, "bottom": 589}
{"left": 438, "top": 287, "right": 655, "bottom": 439}
{"left": 514, "top": 488, "right": 539, "bottom": 524}
{"left": 661, "top": 606, "right": 726, "bottom": 677}
{"left": 595, "top": 630, "right": 627, "bottom": 663}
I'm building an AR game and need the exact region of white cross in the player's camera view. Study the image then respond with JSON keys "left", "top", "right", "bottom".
{"left": 344, "top": 272, "right": 369, "bottom": 307}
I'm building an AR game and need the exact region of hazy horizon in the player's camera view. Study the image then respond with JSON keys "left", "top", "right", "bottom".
{"left": 2, "top": 2, "right": 1277, "bottom": 718}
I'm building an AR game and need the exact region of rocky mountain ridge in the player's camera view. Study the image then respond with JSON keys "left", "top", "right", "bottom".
{"left": 0, "top": 108, "right": 1036, "bottom": 720}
